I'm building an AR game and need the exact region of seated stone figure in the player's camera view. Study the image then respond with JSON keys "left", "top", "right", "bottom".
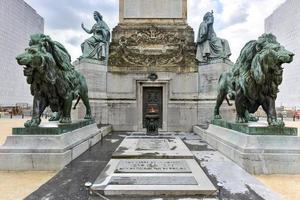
{"left": 81, "top": 11, "right": 110, "bottom": 61}
{"left": 196, "top": 11, "right": 231, "bottom": 63}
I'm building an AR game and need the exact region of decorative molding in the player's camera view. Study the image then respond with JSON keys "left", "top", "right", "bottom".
{"left": 108, "top": 25, "right": 197, "bottom": 73}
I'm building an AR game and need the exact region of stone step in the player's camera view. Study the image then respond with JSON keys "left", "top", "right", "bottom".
{"left": 91, "top": 159, "right": 217, "bottom": 197}
{"left": 90, "top": 135, "right": 217, "bottom": 198}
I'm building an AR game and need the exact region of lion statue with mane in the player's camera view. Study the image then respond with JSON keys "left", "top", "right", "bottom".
{"left": 16, "top": 34, "right": 92, "bottom": 127}
{"left": 214, "top": 33, "right": 294, "bottom": 127}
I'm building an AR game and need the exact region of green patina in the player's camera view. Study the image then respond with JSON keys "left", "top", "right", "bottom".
{"left": 16, "top": 34, "right": 92, "bottom": 128}
{"left": 214, "top": 33, "right": 295, "bottom": 127}
{"left": 12, "top": 119, "right": 94, "bottom": 135}
{"left": 212, "top": 119, "right": 297, "bottom": 136}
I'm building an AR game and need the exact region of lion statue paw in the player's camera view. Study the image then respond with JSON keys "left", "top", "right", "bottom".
{"left": 84, "top": 114, "right": 93, "bottom": 120}
{"left": 49, "top": 112, "right": 61, "bottom": 121}
{"left": 60, "top": 117, "right": 71, "bottom": 124}
{"left": 269, "top": 120, "right": 285, "bottom": 128}
{"left": 236, "top": 117, "right": 248, "bottom": 123}
{"left": 24, "top": 118, "right": 41, "bottom": 127}
{"left": 214, "top": 115, "right": 222, "bottom": 120}
{"left": 247, "top": 114, "right": 259, "bottom": 122}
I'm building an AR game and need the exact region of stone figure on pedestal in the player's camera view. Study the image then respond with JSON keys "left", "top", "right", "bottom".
{"left": 80, "top": 11, "right": 110, "bottom": 61}
{"left": 196, "top": 11, "right": 231, "bottom": 63}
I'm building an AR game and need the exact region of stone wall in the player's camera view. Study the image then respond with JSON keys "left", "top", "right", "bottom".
{"left": 74, "top": 60, "right": 235, "bottom": 132}
{"left": 72, "top": 0, "right": 234, "bottom": 132}
{"left": 119, "top": 0, "right": 187, "bottom": 24}
{"left": 0, "top": 0, "right": 44, "bottom": 106}
{"left": 265, "top": 0, "right": 300, "bottom": 107}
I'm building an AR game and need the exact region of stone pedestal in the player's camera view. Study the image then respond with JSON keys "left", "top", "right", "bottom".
{"left": 193, "top": 124, "right": 300, "bottom": 174}
{"left": 109, "top": 0, "right": 195, "bottom": 73}
{"left": 198, "top": 60, "right": 233, "bottom": 99}
{"left": 0, "top": 122, "right": 112, "bottom": 170}
{"left": 198, "top": 61, "right": 236, "bottom": 126}
{"left": 73, "top": 59, "right": 108, "bottom": 122}
{"left": 74, "top": 59, "right": 107, "bottom": 99}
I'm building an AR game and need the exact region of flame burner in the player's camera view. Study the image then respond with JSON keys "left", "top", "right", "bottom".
{"left": 147, "top": 104, "right": 159, "bottom": 114}
{"left": 145, "top": 104, "right": 160, "bottom": 135}
{"left": 143, "top": 87, "right": 162, "bottom": 135}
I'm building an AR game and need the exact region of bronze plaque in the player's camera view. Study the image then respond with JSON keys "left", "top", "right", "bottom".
{"left": 143, "top": 87, "right": 163, "bottom": 128}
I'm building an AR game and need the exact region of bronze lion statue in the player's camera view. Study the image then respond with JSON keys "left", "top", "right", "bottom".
{"left": 16, "top": 34, "right": 92, "bottom": 127}
{"left": 214, "top": 33, "right": 294, "bottom": 127}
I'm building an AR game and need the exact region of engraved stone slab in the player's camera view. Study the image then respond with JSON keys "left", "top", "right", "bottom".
{"left": 136, "top": 139, "right": 170, "bottom": 150}
{"left": 108, "top": 176, "right": 197, "bottom": 185}
{"left": 112, "top": 136, "right": 193, "bottom": 158}
{"left": 91, "top": 159, "right": 217, "bottom": 196}
{"left": 115, "top": 159, "right": 191, "bottom": 173}
{"left": 124, "top": 0, "right": 183, "bottom": 19}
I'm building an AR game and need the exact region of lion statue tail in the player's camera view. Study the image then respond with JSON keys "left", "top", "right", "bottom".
{"left": 73, "top": 97, "right": 81, "bottom": 110}
{"left": 226, "top": 97, "right": 233, "bottom": 106}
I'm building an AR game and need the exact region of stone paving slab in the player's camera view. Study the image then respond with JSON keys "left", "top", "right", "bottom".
{"left": 193, "top": 151, "right": 283, "bottom": 200}
{"left": 91, "top": 159, "right": 217, "bottom": 196}
{"left": 112, "top": 135, "right": 193, "bottom": 159}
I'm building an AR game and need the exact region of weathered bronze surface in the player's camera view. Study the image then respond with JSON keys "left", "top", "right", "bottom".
{"left": 143, "top": 87, "right": 163, "bottom": 129}
{"left": 16, "top": 34, "right": 92, "bottom": 127}
{"left": 214, "top": 33, "right": 294, "bottom": 127}
{"left": 211, "top": 119, "right": 297, "bottom": 136}
{"left": 12, "top": 120, "right": 94, "bottom": 135}
{"left": 145, "top": 114, "right": 160, "bottom": 135}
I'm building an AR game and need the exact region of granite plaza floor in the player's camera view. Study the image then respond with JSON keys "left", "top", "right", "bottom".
{"left": 0, "top": 118, "right": 300, "bottom": 200}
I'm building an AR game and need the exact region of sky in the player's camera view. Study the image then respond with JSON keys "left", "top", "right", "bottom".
{"left": 24, "top": 0, "right": 286, "bottom": 62}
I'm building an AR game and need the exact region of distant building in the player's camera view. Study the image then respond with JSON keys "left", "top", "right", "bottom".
{"left": 265, "top": 0, "right": 300, "bottom": 107}
{"left": 0, "top": 0, "right": 44, "bottom": 106}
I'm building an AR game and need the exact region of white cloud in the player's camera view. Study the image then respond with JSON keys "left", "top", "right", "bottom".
{"left": 25, "top": 0, "right": 286, "bottom": 62}
{"left": 189, "top": 0, "right": 286, "bottom": 61}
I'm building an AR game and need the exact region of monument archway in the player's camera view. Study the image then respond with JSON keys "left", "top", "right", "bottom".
{"left": 142, "top": 87, "right": 163, "bottom": 128}
{"left": 137, "top": 80, "right": 169, "bottom": 131}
